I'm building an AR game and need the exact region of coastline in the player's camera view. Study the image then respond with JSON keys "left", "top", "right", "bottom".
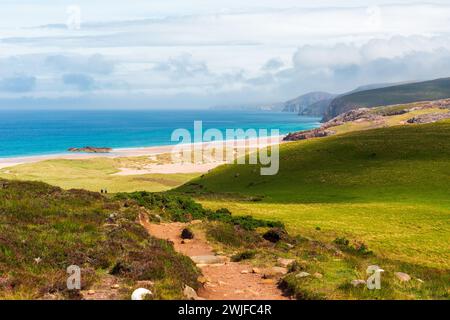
{"left": 0, "top": 135, "right": 286, "bottom": 170}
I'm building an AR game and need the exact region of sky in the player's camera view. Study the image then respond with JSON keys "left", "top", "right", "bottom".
{"left": 1, "top": 0, "right": 450, "bottom": 109}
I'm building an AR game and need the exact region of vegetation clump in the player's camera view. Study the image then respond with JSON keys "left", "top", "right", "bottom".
{"left": 115, "top": 192, "right": 284, "bottom": 231}
{"left": 0, "top": 179, "right": 199, "bottom": 299}
{"left": 181, "top": 228, "right": 194, "bottom": 240}
{"left": 231, "top": 250, "right": 256, "bottom": 262}
{"left": 333, "top": 237, "right": 373, "bottom": 256}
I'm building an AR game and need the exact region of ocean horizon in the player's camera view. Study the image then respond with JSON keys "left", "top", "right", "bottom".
{"left": 0, "top": 110, "right": 320, "bottom": 158}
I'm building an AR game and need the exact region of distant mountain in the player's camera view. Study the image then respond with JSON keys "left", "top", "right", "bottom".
{"left": 324, "top": 77, "right": 450, "bottom": 121}
{"left": 282, "top": 92, "right": 337, "bottom": 114}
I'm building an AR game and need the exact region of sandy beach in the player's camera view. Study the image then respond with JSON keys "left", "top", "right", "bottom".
{"left": 0, "top": 136, "right": 285, "bottom": 174}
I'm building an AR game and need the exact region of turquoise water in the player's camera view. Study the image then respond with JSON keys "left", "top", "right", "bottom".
{"left": 0, "top": 110, "right": 320, "bottom": 158}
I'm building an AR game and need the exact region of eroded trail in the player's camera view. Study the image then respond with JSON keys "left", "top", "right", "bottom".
{"left": 140, "top": 217, "right": 288, "bottom": 300}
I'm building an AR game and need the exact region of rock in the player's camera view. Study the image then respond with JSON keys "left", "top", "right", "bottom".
{"left": 181, "top": 228, "right": 194, "bottom": 239}
{"left": 262, "top": 228, "right": 286, "bottom": 243}
{"left": 295, "top": 272, "right": 310, "bottom": 279}
{"left": 110, "top": 284, "right": 120, "bottom": 289}
{"left": 394, "top": 272, "right": 411, "bottom": 282}
{"left": 68, "top": 146, "right": 112, "bottom": 153}
{"left": 87, "top": 290, "right": 95, "bottom": 295}
{"left": 313, "top": 272, "right": 323, "bottom": 279}
{"left": 240, "top": 270, "right": 249, "bottom": 274}
{"left": 277, "top": 258, "right": 296, "bottom": 268}
{"left": 183, "top": 285, "right": 199, "bottom": 300}
{"left": 286, "top": 243, "right": 294, "bottom": 249}
{"left": 351, "top": 280, "right": 367, "bottom": 287}
{"left": 283, "top": 128, "right": 335, "bottom": 141}
{"left": 407, "top": 112, "right": 450, "bottom": 124}
{"left": 191, "top": 255, "right": 227, "bottom": 265}
{"left": 131, "top": 288, "right": 152, "bottom": 300}
{"left": 271, "top": 267, "right": 288, "bottom": 275}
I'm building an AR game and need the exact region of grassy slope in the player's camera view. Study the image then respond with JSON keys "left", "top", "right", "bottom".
{"left": 179, "top": 121, "right": 450, "bottom": 269}
{"left": 326, "top": 77, "right": 450, "bottom": 119}
{"left": 0, "top": 180, "right": 199, "bottom": 299}
{"left": 0, "top": 157, "right": 199, "bottom": 193}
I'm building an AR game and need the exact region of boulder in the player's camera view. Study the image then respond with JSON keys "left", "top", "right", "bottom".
{"left": 191, "top": 255, "right": 227, "bottom": 265}
{"left": 277, "top": 258, "right": 296, "bottom": 268}
{"left": 183, "top": 285, "right": 199, "bottom": 300}
{"left": 131, "top": 288, "right": 152, "bottom": 300}
{"left": 394, "top": 272, "right": 411, "bottom": 282}
{"left": 295, "top": 272, "right": 310, "bottom": 279}
{"left": 313, "top": 272, "right": 323, "bottom": 279}
{"left": 407, "top": 112, "right": 450, "bottom": 124}
{"left": 68, "top": 146, "right": 112, "bottom": 153}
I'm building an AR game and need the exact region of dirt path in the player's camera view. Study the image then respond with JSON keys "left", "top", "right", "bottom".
{"left": 140, "top": 216, "right": 288, "bottom": 300}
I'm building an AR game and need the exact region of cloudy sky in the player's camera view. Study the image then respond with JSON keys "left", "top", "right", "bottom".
{"left": 1, "top": 0, "right": 450, "bottom": 109}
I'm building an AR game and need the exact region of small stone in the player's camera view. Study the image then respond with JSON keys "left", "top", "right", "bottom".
{"left": 295, "top": 272, "right": 310, "bottom": 279}
{"left": 241, "top": 270, "right": 249, "bottom": 274}
{"left": 313, "top": 272, "right": 323, "bottom": 279}
{"left": 277, "top": 258, "right": 296, "bottom": 268}
{"left": 351, "top": 280, "right": 367, "bottom": 287}
{"left": 286, "top": 243, "right": 294, "bottom": 249}
{"left": 271, "top": 267, "right": 288, "bottom": 275}
{"left": 234, "top": 290, "right": 244, "bottom": 294}
{"left": 395, "top": 272, "right": 411, "bottom": 282}
{"left": 183, "top": 285, "right": 199, "bottom": 300}
{"left": 218, "top": 280, "right": 228, "bottom": 286}
{"left": 191, "top": 255, "right": 227, "bottom": 265}
{"left": 131, "top": 288, "right": 152, "bottom": 300}
{"left": 87, "top": 290, "right": 95, "bottom": 295}
{"left": 111, "top": 284, "right": 120, "bottom": 289}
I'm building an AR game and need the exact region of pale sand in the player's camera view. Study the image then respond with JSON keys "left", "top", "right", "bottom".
{"left": 0, "top": 136, "right": 284, "bottom": 174}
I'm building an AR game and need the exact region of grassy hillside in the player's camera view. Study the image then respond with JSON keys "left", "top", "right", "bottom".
{"left": 178, "top": 121, "right": 450, "bottom": 269}
{"left": 0, "top": 180, "right": 199, "bottom": 299}
{"left": 325, "top": 78, "right": 450, "bottom": 120}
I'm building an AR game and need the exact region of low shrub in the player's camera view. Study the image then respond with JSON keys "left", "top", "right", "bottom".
{"left": 231, "top": 250, "right": 256, "bottom": 262}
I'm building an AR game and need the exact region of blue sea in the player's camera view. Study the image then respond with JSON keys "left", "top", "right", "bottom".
{"left": 0, "top": 110, "right": 320, "bottom": 158}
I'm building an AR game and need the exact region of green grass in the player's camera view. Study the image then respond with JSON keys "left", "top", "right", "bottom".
{"left": 0, "top": 158, "right": 199, "bottom": 193}
{"left": 0, "top": 179, "right": 199, "bottom": 299}
{"left": 178, "top": 121, "right": 450, "bottom": 271}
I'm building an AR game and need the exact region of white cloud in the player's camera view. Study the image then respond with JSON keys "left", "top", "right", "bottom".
{"left": 1, "top": 1, "right": 450, "bottom": 106}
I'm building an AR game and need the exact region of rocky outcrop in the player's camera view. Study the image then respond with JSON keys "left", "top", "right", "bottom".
{"left": 407, "top": 112, "right": 450, "bottom": 124}
{"left": 322, "top": 108, "right": 383, "bottom": 129}
{"left": 283, "top": 128, "right": 335, "bottom": 141}
{"left": 68, "top": 146, "right": 112, "bottom": 153}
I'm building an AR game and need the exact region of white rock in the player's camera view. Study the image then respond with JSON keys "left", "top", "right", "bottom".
{"left": 131, "top": 288, "right": 152, "bottom": 300}
{"left": 394, "top": 272, "right": 411, "bottom": 282}
{"left": 183, "top": 285, "right": 199, "bottom": 300}
{"left": 295, "top": 272, "right": 310, "bottom": 278}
